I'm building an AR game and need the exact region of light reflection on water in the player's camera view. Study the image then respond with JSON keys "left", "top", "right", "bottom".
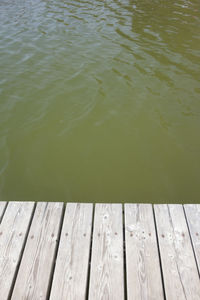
{"left": 0, "top": 0, "right": 200, "bottom": 202}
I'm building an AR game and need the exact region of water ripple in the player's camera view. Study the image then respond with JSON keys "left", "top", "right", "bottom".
{"left": 0, "top": 0, "right": 200, "bottom": 201}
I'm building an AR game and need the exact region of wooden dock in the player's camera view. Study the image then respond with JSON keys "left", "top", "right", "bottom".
{"left": 0, "top": 202, "right": 200, "bottom": 300}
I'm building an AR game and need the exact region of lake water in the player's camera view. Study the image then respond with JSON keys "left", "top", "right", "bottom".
{"left": 0, "top": 0, "right": 200, "bottom": 203}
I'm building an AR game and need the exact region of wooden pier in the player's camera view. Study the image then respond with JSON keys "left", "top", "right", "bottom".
{"left": 0, "top": 202, "right": 200, "bottom": 299}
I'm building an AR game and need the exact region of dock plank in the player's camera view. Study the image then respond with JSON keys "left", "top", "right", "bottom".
{"left": 11, "top": 202, "right": 63, "bottom": 300}
{"left": 0, "top": 202, "right": 35, "bottom": 300}
{"left": 125, "top": 204, "right": 164, "bottom": 300}
{"left": 154, "top": 204, "right": 200, "bottom": 300}
{"left": 0, "top": 201, "right": 7, "bottom": 222}
{"left": 184, "top": 204, "right": 200, "bottom": 274}
{"left": 88, "top": 204, "right": 124, "bottom": 300}
{"left": 50, "top": 203, "right": 93, "bottom": 300}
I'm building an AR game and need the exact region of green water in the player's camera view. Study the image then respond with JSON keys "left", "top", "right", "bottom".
{"left": 0, "top": 0, "right": 200, "bottom": 203}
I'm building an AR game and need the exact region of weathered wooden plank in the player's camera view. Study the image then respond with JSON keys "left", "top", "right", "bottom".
{"left": 50, "top": 203, "right": 93, "bottom": 300}
{"left": 88, "top": 204, "right": 124, "bottom": 300}
{"left": 184, "top": 204, "right": 200, "bottom": 274}
{"left": 0, "top": 202, "right": 35, "bottom": 300}
{"left": 11, "top": 202, "right": 63, "bottom": 300}
{"left": 154, "top": 204, "right": 200, "bottom": 300}
{"left": 0, "top": 201, "right": 7, "bottom": 222}
{"left": 125, "top": 204, "right": 164, "bottom": 300}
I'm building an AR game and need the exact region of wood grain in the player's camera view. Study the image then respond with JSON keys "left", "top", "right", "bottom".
{"left": 0, "top": 202, "right": 35, "bottom": 300}
{"left": 89, "top": 204, "right": 124, "bottom": 300}
{"left": 11, "top": 202, "right": 63, "bottom": 300}
{"left": 50, "top": 203, "right": 93, "bottom": 300}
{"left": 125, "top": 204, "right": 164, "bottom": 300}
{"left": 184, "top": 204, "right": 200, "bottom": 274}
{"left": 154, "top": 204, "right": 200, "bottom": 300}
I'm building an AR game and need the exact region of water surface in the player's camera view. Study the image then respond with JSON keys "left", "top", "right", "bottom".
{"left": 0, "top": 0, "right": 200, "bottom": 202}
